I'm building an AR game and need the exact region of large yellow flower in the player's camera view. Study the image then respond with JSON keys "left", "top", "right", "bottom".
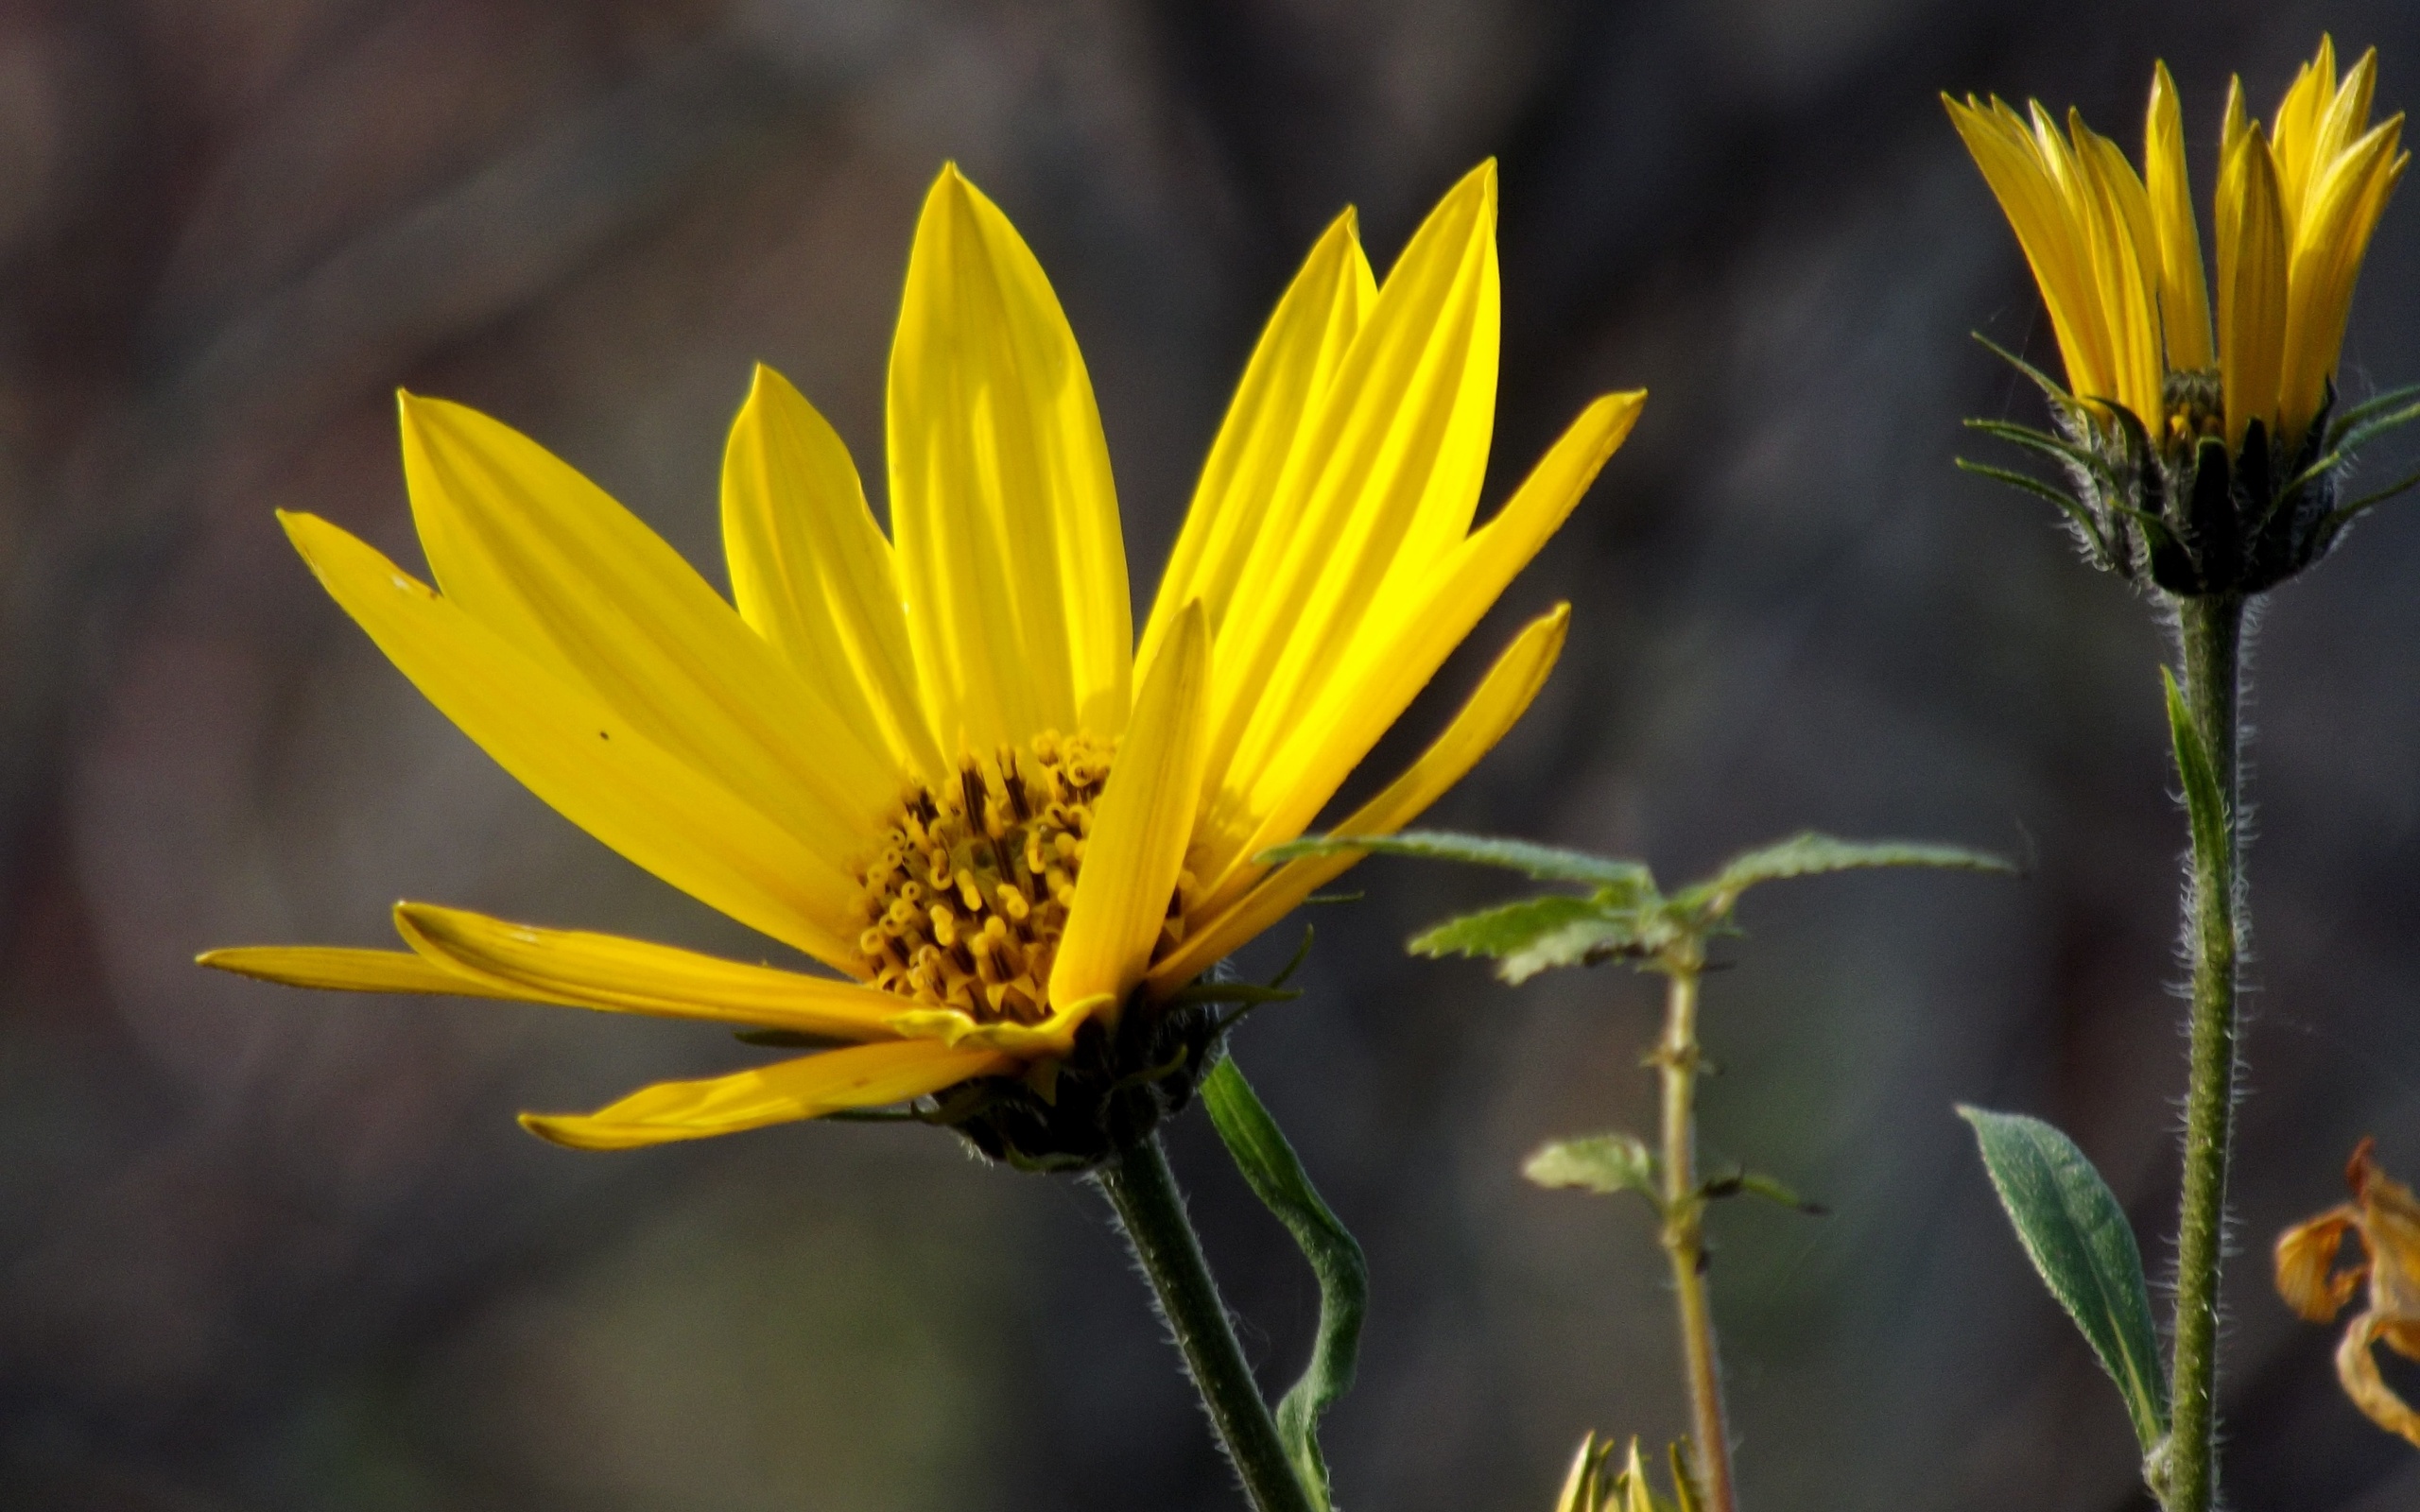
{"left": 1949, "top": 37, "right": 2403, "bottom": 454}
{"left": 200, "top": 162, "right": 1644, "bottom": 1156}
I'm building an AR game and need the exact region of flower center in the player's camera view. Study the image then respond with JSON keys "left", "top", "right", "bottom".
{"left": 854, "top": 731, "right": 1116, "bottom": 1022}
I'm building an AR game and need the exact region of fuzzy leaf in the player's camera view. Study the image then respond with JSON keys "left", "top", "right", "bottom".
{"left": 1959, "top": 1106, "right": 2169, "bottom": 1452}
{"left": 1201, "top": 1057, "right": 1365, "bottom": 1511}
{"left": 1260, "top": 829, "right": 1651, "bottom": 891}
{"left": 1410, "top": 895, "right": 1646, "bottom": 983}
{"left": 1689, "top": 832, "right": 2014, "bottom": 912}
{"left": 1525, "top": 1132, "right": 1660, "bottom": 1208}
{"left": 2327, "top": 382, "right": 2420, "bottom": 445}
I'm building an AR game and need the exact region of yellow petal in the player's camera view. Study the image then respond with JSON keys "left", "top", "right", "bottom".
{"left": 2146, "top": 62, "right": 2215, "bottom": 371}
{"left": 1138, "top": 208, "right": 1376, "bottom": 675}
{"left": 1048, "top": 602, "right": 1211, "bottom": 1016}
{"left": 398, "top": 394, "right": 899, "bottom": 855}
{"left": 280, "top": 510, "right": 863, "bottom": 969}
{"left": 1200, "top": 389, "right": 1638, "bottom": 913}
{"left": 1150, "top": 603, "right": 1565, "bottom": 992}
{"left": 2338, "top": 1311, "right": 2420, "bottom": 1449}
{"left": 2218, "top": 124, "right": 2290, "bottom": 447}
{"left": 723, "top": 364, "right": 946, "bottom": 784}
{"left": 889, "top": 164, "right": 1131, "bottom": 754}
{"left": 2271, "top": 37, "right": 2341, "bottom": 222}
{"left": 1195, "top": 163, "right": 1501, "bottom": 837}
{"left": 197, "top": 944, "right": 539, "bottom": 1000}
{"left": 2068, "top": 112, "right": 2165, "bottom": 425}
{"left": 2279, "top": 115, "right": 2406, "bottom": 441}
{"left": 519, "top": 1039, "right": 1011, "bottom": 1150}
{"left": 393, "top": 902, "right": 903, "bottom": 1040}
{"left": 2275, "top": 1205, "right": 2364, "bottom": 1321}
{"left": 1945, "top": 95, "right": 2115, "bottom": 404}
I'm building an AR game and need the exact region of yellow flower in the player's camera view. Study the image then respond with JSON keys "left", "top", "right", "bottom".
{"left": 2274, "top": 1138, "right": 2420, "bottom": 1447}
{"left": 1946, "top": 39, "right": 2411, "bottom": 594}
{"left": 199, "top": 162, "right": 1644, "bottom": 1159}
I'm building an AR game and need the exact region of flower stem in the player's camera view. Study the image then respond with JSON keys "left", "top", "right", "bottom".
{"left": 1655, "top": 950, "right": 1738, "bottom": 1512}
{"left": 2167, "top": 592, "right": 2244, "bottom": 1512}
{"left": 1097, "top": 1132, "right": 1316, "bottom": 1512}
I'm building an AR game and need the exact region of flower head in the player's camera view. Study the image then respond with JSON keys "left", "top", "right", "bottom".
{"left": 199, "top": 163, "right": 1644, "bottom": 1163}
{"left": 1948, "top": 39, "right": 2411, "bottom": 593}
{"left": 2274, "top": 1137, "right": 2420, "bottom": 1447}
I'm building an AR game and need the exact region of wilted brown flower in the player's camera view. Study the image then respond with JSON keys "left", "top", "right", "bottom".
{"left": 2274, "top": 1137, "right": 2420, "bottom": 1446}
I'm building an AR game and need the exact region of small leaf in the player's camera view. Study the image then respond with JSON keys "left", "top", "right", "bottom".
{"left": 1702, "top": 1166, "right": 1827, "bottom": 1215}
{"left": 1959, "top": 1106, "right": 2170, "bottom": 1453}
{"left": 1201, "top": 1057, "right": 1365, "bottom": 1512}
{"left": 1409, "top": 895, "right": 1647, "bottom": 983}
{"left": 2162, "top": 668, "right": 2228, "bottom": 873}
{"left": 1524, "top": 1132, "right": 1661, "bottom": 1208}
{"left": 1690, "top": 832, "right": 2015, "bottom": 913}
{"left": 1259, "top": 829, "right": 1651, "bottom": 890}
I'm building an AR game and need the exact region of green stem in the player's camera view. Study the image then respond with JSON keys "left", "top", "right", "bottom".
{"left": 1656, "top": 951, "right": 1738, "bottom": 1512}
{"left": 1096, "top": 1133, "right": 1317, "bottom": 1512}
{"left": 2166, "top": 593, "right": 2244, "bottom": 1512}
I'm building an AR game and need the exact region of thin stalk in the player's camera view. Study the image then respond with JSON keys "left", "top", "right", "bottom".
{"left": 2166, "top": 593, "right": 2245, "bottom": 1512}
{"left": 1656, "top": 951, "right": 1737, "bottom": 1512}
{"left": 1096, "top": 1133, "right": 1316, "bottom": 1512}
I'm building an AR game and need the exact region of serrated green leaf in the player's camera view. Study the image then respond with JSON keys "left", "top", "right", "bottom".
{"left": 1524, "top": 1132, "right": 1660, "bottom": 1208}
{"left": 1258, "top": 829, "right": 1651, "bottom": 891}
{"left": 1409, "top": 895, "right": 1646, "bottom": 983}
{"left": 1201, "top": 1057, "right": 1365, "bottom": 1511}
{"left": 1689, "top": 832, "right": 2014, "bottom": 912}
{"left": 2161, "top": 668, "right": 2227, "bottom": 873}
{"left": 1958, "top": 1106, "right": 2169, "bottom": 1453}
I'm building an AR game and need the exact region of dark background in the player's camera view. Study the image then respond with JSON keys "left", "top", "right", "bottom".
{"left": 4, "top": 1, "right": 2420, "bottom": 1508}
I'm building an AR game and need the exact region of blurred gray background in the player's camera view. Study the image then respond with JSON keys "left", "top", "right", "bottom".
{"left": 4, "top": 1, "right": 2420, "bottom": 1508}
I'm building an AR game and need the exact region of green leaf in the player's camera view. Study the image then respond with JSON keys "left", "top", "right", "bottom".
{"left": 1701, "top": 1166, "right": 1827, "bottom": 1215}
{"left": 2161, "top": 668, "right": 2228, "bottom": 873}
{"left": 1258, "top": 829, "right": 1652, "bottom": 891}
{"left": 1409, "top": 895, "right": 1647, "bottom": 983}
{"left": 1523, "top": 1132, "right": 1660, "bottom": 1209}
{"left": 1958, "top": 1106, "right": 2169, "bottom": 1452}
{"left": 1687, "top": 832, "right": 2015, "bottom": 913}
{"left": 1201, "top": 1057, "right": 1366, "bottom": 1512}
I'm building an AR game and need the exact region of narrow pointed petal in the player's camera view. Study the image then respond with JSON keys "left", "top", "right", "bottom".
{"left": 1200, "top": 390, "right": 1639, "bottom": 909}
{"left": 1048, "top": 602, "right": 1211, "bottom": 1015}
{"left": 2279, "top": 115, "right": 2406, "bottom": 440}
{"left": 2272, "top": 40, "right": 2340, "bottom": 219}
{"left": 2071, "top": 114, "right": 2167, "bottom": 422}
{"left": 1138, "top": 209, "right": 1376, "bottom": 674}
{"left": 1150, "top": 604, "right": 1566, "bottom": 993}
{"left": 399, "top": 394, "right": 900, "bottom": 852}
{"left": 890, "top": 165, "right": 1130, "bottom": 754}
{"left": 281, "top": 510, "right": 863, "bottom": 969}
{"left": 198, "top": 945, "right": 540, "bottom": 1000}
{"left": 723, "top": 365, "right": 945, "bottom": 784}
{"left": 394, "top": 903, "right": 904, "bottom": 1040}
{"left": 1195, "top": 163, "right": 1501, "bottom": 831}
{"left": 1945, "top": 95, "right": 2118, "bottom": 404}
{"left": 2146, "top": 62, "right": 2215, "bottom": 371}
{"left": 520, "top": 1040, "right": 1011, "bottom": 1150}
{"left": 2219, "top": 126, "right": 2290, "bottom": 446}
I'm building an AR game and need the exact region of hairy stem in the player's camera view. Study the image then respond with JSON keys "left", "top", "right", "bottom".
{"left": 1657, "top": 953, "right": 1738, "bottom": 1512}
{"left": 2167, "top": 593, "right": 2244, "bottom": 1512}
{"left": 1097, "top": 1133, "right": 1316, "bottom": 1512}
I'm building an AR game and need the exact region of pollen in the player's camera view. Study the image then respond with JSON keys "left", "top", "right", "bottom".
{"left": 854, "top": 731, "right": 1139, "bottom": 1022}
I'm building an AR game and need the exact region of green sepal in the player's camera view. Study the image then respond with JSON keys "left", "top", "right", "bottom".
{"left": 1201, "top": 1057, "right": 1366, "bottom": 1512}
{"left": 2325, "top": 382, "right": 2420, "bottom": 447}
{"left": 1524, "top": 1131, "right": 1661, "bottom": 1211}
{"left": 1958, "top": 1106, "right": 2170, "bottom": 1452}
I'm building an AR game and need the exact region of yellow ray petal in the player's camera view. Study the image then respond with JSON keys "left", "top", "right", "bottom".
{"left": 398, "top": 394, "right": 899, "bottom": 853}
{"left": 2279, "top": 115, "right": 2406, "bottom": 440}
{"left": 2071, "top": 112, "right": 2166, "bottom": 422}
{"left": 889, "top": 164, "right": 1130, "bottom": 754}
{"left": 1200, "top": 390, "right": 1639, "bottom": 911}
{"left": 2218, "top": 124, "right": 2290, "bottom": 446}
{"left": 198, "top": 944, "right": 541, "bottom": 1000}
{"left": 1138, "top": 208, "right": 1376, "bottom": 674}
{"left": 1945, "top": 95, "right": 2115, "bottom": 404}
{"left": 281, "top": 510, "right": 863, "bottom": 970}
{"left": 1150, "top": 603, "right": 1565, "bottom": 992}
{"left": 1195, "top": 163, "right": 1501, "bottom": 833}
{"left": 2272, "top": 37, "right": 2341, "bottom": 221}
{"left": 520, "top": 1039, "right": 1012, "bottom": 1151}
{"left": 2146, "top": 62, "right": 2215, "bottom": 371}
{"left": 1048, "top": 602, "right": 1211, "bottom": 1017}
{"left": 723, "top": 365, "right": 946, "bottom": 784}
{"left": 393, "top": 903, "right": 904, "bottom": 1040}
